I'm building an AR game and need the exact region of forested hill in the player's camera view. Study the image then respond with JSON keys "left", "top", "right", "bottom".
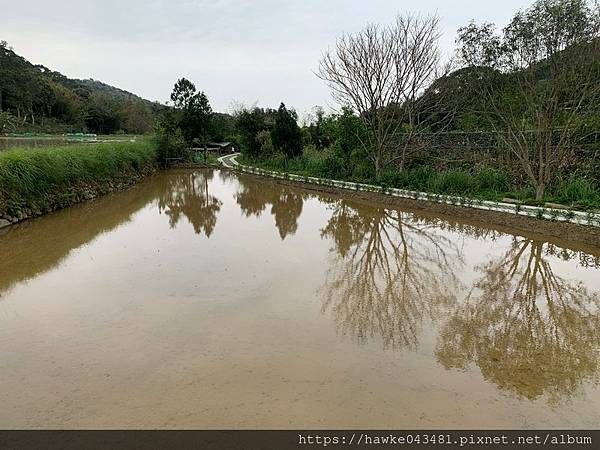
{"left": 0, "top": 41, "right": 161, "bottom": 134}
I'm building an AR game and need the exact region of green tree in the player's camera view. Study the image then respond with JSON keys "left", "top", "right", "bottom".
{"left": 183, "top": 91, "right": 213, "bottom": 145}
{"left": 456, "top": 22, "right": 504, "bottom": 68}
{"left": 256, "top": 130, "right": 274, "bottom": 156}
{"left": 234, "top": 106, "right": 276, "bottom": 158}
{"left": 334, "top": 107, "right": 369, "bottom": 156}
{"left": 272, "top": 103, "right": 302, "bottom": 158}
{"left": 211, "top": 113, "right": 236, "bottom": 142}
{"left": 121, "top": 100, "right": 154, "bottom": 134}
{"left": 49, "top": 82, "right": 83, "bottom": 125}
{"left": 306, "top": 106, "right": 334, "bottom": 150}
{"left": 154, "top": 108, "right": 187, "bottom": 164}
{"left": 84, "top": 92, "right": 121, "bottom": 134}
{"left": 170, "top": 78, "right": 197, "bottom": 109}
{"left": 0, "top": 111, "right": 16, "bottom": 134}
{"left": 170, "top": 78, "right": 213, "bottom": 145}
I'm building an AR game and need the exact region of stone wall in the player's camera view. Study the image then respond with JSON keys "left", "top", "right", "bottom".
{"left": 396, "top": 132, "right": 600, "bottom": 179}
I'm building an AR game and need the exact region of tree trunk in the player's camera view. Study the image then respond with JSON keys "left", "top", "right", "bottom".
{"left": 398, "top": 150, "right": 406, "bottom": 171}
{"left": 397, "top": 141, "right": 406, "bottom": 172}
{"left": 535, "top": 183, "right": 545, "bottom": 202}
{"left": 374, "top": 156, "right": 382, "bottom": 179}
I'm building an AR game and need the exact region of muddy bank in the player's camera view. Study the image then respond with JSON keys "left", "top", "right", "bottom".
{"left": 233, "top": 169, "right": 600, "bottom": 249}
{"left": 0, "top": 163, "right": 156, "bottom": 229}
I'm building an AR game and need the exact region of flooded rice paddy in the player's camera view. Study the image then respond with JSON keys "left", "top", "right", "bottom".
{"left": 0, "top": 136, "right": 134, "bottom": 151}
{"left": 0, "top": 137, "right": 86, "bottom": 151}
{"left": 1, "top": 169, "right": 599, "bottom": 428}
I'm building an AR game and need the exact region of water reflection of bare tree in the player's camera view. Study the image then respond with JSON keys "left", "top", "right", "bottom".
{"left": 320, "top": 200, "right": 464, "bottom": 350}
{"left": 235, "top": 179, "right": 304, "bottom": 240}
{"left": 436, "top": 237, "right": 600, "bottom": 403}
{"left": 157, "top": 171, "right": 222, "bottom": 237}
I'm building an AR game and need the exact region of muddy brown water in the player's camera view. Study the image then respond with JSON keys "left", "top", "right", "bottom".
{"left": 1, "top": 169, "right": 599, "bottom": 429}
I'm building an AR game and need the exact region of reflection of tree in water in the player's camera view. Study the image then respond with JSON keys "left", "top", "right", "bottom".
{"left": 235, "top": 178, "right": 304, "bottom": 240}
{"left": 158, "top": 171, "right": 222, "bottom": 237}
{"left": 436, "top": 237, "right": 600, "bottom": 403}
{"left": 218, "top": 170, "right": 237, "bottom": 185}
{"left": 542, "top": 243, "right": 600, "bottom": 269}
{"left": 319, "top": 200, "right": 464, "bottom": 350}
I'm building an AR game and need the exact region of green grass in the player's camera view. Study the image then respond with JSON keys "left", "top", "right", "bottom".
{"left": 0, "top": 140, "right": 157, "bottom": 216}
{"left": 241, "top": 149, "right": 600, "bottom": 211}
{"left": 192, "top": 152, "right": 220, "bottom": 165}
{"left": 552, "top": 175, "right": 600, "bottom": 209}
{"left": 378, "top": 166, "right": 513, "bottom": 200}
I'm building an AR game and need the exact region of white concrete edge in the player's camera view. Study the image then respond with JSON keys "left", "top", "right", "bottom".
{"left": 218, "top": 153, "right": 600, "bottom": 228}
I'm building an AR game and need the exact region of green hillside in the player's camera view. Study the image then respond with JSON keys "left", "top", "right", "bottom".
{"left": 0, "top": 41, "right": 162, "bottom": 135}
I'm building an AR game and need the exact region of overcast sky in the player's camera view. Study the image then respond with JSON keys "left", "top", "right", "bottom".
{"left": 1, "top": 0, "right": 533, "bottom": 116}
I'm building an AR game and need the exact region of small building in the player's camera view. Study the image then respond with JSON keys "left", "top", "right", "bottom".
{"left": 192, "top": 142, "right": 238, "bottom": 154}
{"left": 207, "top": 142, "right": 237, "bottom": 153}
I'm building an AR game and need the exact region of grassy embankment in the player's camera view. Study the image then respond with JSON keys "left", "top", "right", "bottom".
{"left": 0, "top": 140, "right": 157, "bottom": 223}
{"left": 239, "top": 148, "right": 600, "bottom": 211}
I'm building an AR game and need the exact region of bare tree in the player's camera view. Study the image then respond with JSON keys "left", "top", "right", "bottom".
{"left": 491, "top": 54, "right": 599, "bottom": 201}
{"left": 457, "top": 0, "right": 600, "bottom": 200}
{"left": 318, "top": 14, "right": 446, "bottom": 176}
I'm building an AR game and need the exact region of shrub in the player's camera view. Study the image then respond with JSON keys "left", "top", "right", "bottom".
{"left": 475, "top": 168, "right": 510, "bottom": 193}
{"left": 256, "top": 130, "right": 274, "bottom": 156}
{"left": 553, "top": 175, "right": 600, "bottom": 208}
{"left": 398, "top": 166, "right": 436, "bottom": 191}
{"left": 153, "top": 127, "right": 186, "bottom": 164}
{"left": 432, "top": 170, "right": 473, "bottom": 194}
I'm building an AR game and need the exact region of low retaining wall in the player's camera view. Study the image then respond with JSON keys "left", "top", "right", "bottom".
{"left": 230, "top": 159, "right": 600, "bottom": 229}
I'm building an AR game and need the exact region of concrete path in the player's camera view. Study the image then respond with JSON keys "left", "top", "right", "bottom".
{"left": 217, "top": 153, "right": 240, "bottom": 168}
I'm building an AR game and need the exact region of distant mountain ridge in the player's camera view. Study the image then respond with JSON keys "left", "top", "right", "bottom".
{"left": 53, "top": 74, "right": 151, "bottom": 104}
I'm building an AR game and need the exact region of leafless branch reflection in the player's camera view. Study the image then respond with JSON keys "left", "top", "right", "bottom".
{"left": 319, "top": 200, "right": 464, "bottom": 350}
{"left": 436, "top": 237, "right": 600, "bottom": 403}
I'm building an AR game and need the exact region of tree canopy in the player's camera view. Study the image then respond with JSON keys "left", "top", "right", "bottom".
{"left": 169, "top": 78, "right": 213, "bottom": 145}
{"left": 272, "top": 103, "right": 302, "bottom": 158}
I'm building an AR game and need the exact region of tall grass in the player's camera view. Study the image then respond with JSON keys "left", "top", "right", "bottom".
{"left": 242, "top": 148, "right": 600, "bottom": 210}
{"left": 379, "top": 166, "right": 512, "bottom": 198}
{"left": 0, "top": 141, "right": 157, "bottom": 216}
{"left": 552, "top": 175, "right": 600, "bottom": 209}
